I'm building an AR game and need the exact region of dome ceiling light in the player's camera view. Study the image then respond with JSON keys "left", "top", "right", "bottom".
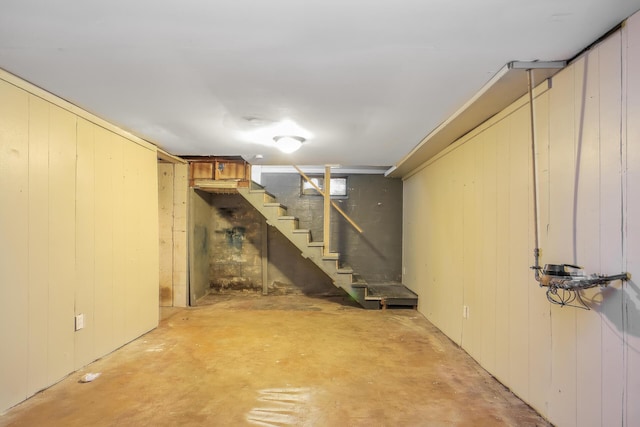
{"left": 273, "top": 135, "right": 305, "bottom": 153}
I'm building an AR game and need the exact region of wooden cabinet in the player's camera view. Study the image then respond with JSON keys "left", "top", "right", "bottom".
{"left": 187, "top": 157, "right": 251, "bottom": 188}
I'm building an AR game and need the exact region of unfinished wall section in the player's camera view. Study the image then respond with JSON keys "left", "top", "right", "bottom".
{"left": 0, "top": 70, "right": 159, "bottom": 412}
{"left": 158, "top": 162, "right": 188, "bottom": 307}
{"left": 402, "top": 12, "right": 640, "bottom": 426}
{"left": 209, "top": 194, "right": 263, "bottom": 291}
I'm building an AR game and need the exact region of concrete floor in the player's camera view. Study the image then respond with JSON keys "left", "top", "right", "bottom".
{"left": 1, "top": 293, "right": 550, "bottom": 426}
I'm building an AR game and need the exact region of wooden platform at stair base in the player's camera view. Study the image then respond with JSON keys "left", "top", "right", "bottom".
{"left": 365, "top": 284, "right": 418, "bottom": 309}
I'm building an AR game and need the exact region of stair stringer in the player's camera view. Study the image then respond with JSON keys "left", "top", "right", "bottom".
{"left": 237, "top": 186, "right": 382, "bottom": 309}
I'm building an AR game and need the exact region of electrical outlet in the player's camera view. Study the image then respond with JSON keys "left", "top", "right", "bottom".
{"left": 75, "top": 314, "right": 84, "bottom": 331}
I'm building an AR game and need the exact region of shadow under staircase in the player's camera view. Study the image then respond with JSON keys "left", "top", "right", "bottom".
{"left": 237, "top": 183, "right": 418, "bottom": 310}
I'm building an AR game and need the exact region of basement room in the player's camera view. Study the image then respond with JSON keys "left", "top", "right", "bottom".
{"left": 2, "top": 2, "right": 640, "bottom": 426}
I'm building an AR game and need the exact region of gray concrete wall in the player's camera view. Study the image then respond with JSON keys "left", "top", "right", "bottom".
{"left": 209, "top": 194, "right": 263, "bottom": 291}
{"left": 261, "top": 173, "right": 403, "bottom": 283}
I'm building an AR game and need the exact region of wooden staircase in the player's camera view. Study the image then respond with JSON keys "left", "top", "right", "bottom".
{"left": 237, "top": 184, "right": 418, "bottom": 310}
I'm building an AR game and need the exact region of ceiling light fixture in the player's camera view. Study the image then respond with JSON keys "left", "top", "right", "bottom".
{"left": 273, "top": 135, "right": 305, "bottom": 153}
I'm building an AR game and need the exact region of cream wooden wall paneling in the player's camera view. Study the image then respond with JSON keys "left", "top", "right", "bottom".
{"left": 110, "top": 134, "right": 126, "bottom": 349}
{"left": 423, "top": 166, "right": 438, "bottom": 321}
{"left": 158, "top": 163, "right": 175, "bottom": 307}
{"left": 0, "top": 81, "right": 30, "bottom": 410}
{"left": 432, "top": 155, "right": 463, "bottom": 341}
{"left": 74, "top": 118, "right": 96, "bottom": 369}
{"left": 623, "top": 11, "right": 640, "bottom": 425}
{"left": 598, "top": 30, "right": 625, "bottom": 427}
{"left": 573, "top": 47, "right": 605, "bottom": 427}
{"left": 480, "top": 126, "right": 498, "bottom": 373}
{"left": 407, "top": 171, "right": 425, "bottom": 312}
{"left": 122, "top": 140, "right": 140, "bottom": 340}
{"left": 461, "top": 139, "right": 481, "bottom": 355}
{"left": 428, "top": 160, "right": 442, "bottom": 327}
{"left": 139, "top": 145, "right": 159, "bottom": 331}
{"left": 93, "top": 126, "right": 116, "bottom": 356}
{"left": 26, "top": 94, "right": 51, "bottom": 396}
{"left": 527, "top": 89, "right": 552, "bottom": 416}
{"left": 432, "top": 162, "right": 446, "bottom": 326}
{"left": 507, "top": 106, "right": 533, "bottom": 400}
{"left": 494, "top": 118, "right": 512, "bottom": 385}
{"left": 449, "top": 155, "right": 465, "bottom": 343}
{"left": 123, "top": 139, "right": 143, "bottom": 341}
{"left": 547, "top": 61, "right": 579, "bottom": 427}
{"left": 47, "top": 104, "right": 77, "bottom": 384}
{"left": 173, "top": 164, "right": 188, "bottom": 307}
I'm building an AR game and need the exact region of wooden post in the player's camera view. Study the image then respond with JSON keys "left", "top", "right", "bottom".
{"left": 261, "top": 219, "right": 268, "bottom": 295}
{"left": 323, "top": 165, "right": 331, "bottom": 256}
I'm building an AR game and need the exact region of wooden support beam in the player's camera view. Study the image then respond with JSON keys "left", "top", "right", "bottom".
{"left": 323, "top": 165, "right": 331, "bottom": 256}
{"left": 261, "top": 219, "right": 268, "bottom": 296}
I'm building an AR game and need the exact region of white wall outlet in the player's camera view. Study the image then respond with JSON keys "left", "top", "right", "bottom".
{"left": 463, "top": 305, "right": 470, "bottom": 319}
{"left": 75, "top": 313, "right": 84, "bottom": 331}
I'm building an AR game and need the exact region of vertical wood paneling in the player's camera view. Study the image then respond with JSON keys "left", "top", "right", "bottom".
{"left": 508, "top": 106, "right": 531, "bottom": 400}
{"left": 547, "top": 62, "right": 579, "bottom": 427}
{"left": 467, "top": 138, "right": 484, "bottom": 358}
{"left": 111, "top": 134, "right": 126, "bottom": 347}
{"left": 123, "top": 140, "right": 141, "bottom": 340}
{"left": 75, "top": 118, "right": 96, "bottom": 369}
{"left": 135, "top": 143, "right": 159, "bottom": 333}
{"left": 598, "top": 30, "right": 625, "bottom": 427}
{"left": 528, "top": 90, "right": 552, "bottom": 416}
{"left": 574, "top": 48, "right": 604, "bottom": 427}
{"left": 0, "top": 81, "right": 30, "bottom": 410}
{"left": 494, "top": 118, "right": 511, "bottom": 385}
{"left": 145, "top": 151, "right": 160, "bottom": 326}
{"left": 402, "top": 13, "right": 640, "bottom": 426}
{"left": 480, "top": 126, "right": 498, "bottom": 373}
{"left": 47, "top": 105, "right": 76, "bottom": 384}
{"left": 27, "top": 95, "right": 50, "bottom": 396}
{"left": 462, "top": 141, "right": 478, "bottom": 350}
{"left": 93, "top": 126, "right": 115, "bottom": 356}
{"left": 623, "top": 11, "right": 640, "bottom": 425}
{"left": 449, "top": 155, "right": 465, "bottom": 343}
{"left": 1, "top": 71, "right": 160, "bottom": 413}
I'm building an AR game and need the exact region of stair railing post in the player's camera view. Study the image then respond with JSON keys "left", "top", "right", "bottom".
{"left": 324, "top": 165, "right": 331, "bottom": 256}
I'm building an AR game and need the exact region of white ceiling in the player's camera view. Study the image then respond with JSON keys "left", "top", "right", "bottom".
{"left": 2, "top": 1, "right": 640, "bottom": 167}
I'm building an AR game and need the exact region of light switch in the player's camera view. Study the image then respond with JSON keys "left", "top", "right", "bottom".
{"left": 75, "top": 314, "right": 84, "bottom": 331}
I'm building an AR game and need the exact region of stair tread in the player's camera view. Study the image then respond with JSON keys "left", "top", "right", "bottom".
{"left": 292, "top": 229, "right": 310, "bottom": 234}
{"left": 248, "top": 189, "right": 276, "bottom": 198}
{"left": 278, "top": 216, "right": 297, "bottom": 220}
{"left": 337, "top": 267, "right": 354, "bottom": 274}
{"left": 322, "top": 252, "right": 340, "bottom": 260}
{"left": 264, "top": 202, "right": 287, "bottom": 209}
{"left": 350, "top": 282, "right": 369, "bottom": 288}
{"left": 308, "top": 241, "right": 324, "bottom": 246}
{"left": 366, "top": 283, "right": 418, "bottom": 299}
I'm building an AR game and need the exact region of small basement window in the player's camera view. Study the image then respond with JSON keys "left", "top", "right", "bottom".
{"left": 301, "top": 176, "right": 348, "bottom": 197}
